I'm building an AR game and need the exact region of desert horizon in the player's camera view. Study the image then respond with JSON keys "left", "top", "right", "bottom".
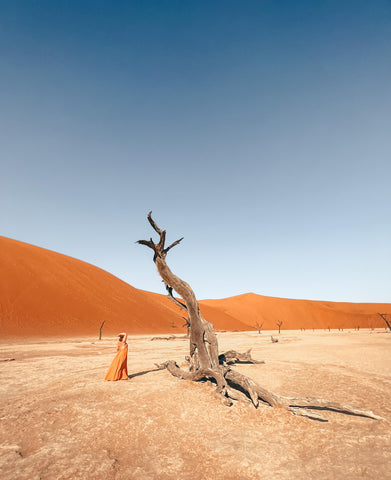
{"left": 1, "top": 236, "right": 389, "bottom": 339}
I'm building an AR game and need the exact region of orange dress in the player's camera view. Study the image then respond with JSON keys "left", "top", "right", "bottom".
{"left": 105, "top": 341, "right": 128, "bottom": 381}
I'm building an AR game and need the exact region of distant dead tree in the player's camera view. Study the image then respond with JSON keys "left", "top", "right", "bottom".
{"left": 99, "top": 320, "right": 105, "bottom": 340}
{"left": 276, "top": 320, "right": 283, "bottom": 334}
{"left": 136, "top": 212, "right": 382, "bottom": 421}
{"left": 378, "top": 313, "right": 391, "bottom": 331}
{"left": 182, "top": 316, "right": 190, "bottom": 337}
{"left": 271, "top": 336, "right": 278, "bottom": 343}
{"left": 254, "top": 321, "right": 264, "bottom": 334}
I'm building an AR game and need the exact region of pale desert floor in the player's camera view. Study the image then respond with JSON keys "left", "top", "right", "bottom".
{"left": 0, "top": 330, "right": 390, "bottom": 480}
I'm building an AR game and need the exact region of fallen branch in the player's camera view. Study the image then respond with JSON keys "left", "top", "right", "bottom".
{"left": 219, "top": 349, "right": 264, "bottom": 365}
{"left": 160, "top": 362, "right": 383, "bottom": 421}
{"left": 151, "top": 335, "right": 176, "bottom": 341}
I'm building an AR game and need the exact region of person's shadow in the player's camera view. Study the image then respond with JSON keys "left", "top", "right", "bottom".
{"left": 128, "top": 366, "right": 164, "bottom": 379}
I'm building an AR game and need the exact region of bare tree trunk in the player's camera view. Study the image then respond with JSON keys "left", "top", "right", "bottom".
{"left": 254, "top": 321, "right": 263, "bottom": 334}
{"left": 99, "top": 321, "right": 105, "bottom": 340}
{"left": 138, "top": 213, "right": 228, "bottom": 395}
{"left": 137, "top": 212, "right": 382, "bottom": 421}
{"left": 378, "top": 313, "right": 391, "bottom": 331}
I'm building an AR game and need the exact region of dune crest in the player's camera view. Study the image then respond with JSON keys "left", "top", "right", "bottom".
{"left": 200, "top": 292, "right": 390, "bottom": 331}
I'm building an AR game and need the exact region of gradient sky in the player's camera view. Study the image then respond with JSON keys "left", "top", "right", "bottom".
{"left": 1, "top": 1, "right": 390, "bottom": 302}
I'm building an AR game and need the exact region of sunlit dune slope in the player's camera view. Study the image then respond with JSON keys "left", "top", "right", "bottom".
{"left": 145, "top": 291, "right": 249, "bottom": 332}
{"left": 0, "top": 236, "right": 186, "bottom": 337}
{"left": 200, "top": 293, "right": 390, "bottom": 331}
{"left": 1, "top": 237, "right": 389, "bottom": 338}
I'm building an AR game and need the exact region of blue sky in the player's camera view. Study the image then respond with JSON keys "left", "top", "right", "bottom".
{"left": 1, "top": 1, "right": 390, "bottom": 302}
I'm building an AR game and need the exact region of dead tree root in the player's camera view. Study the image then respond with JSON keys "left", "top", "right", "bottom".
{"left": 159, "top": 361, "right": 383, "bottom": 422}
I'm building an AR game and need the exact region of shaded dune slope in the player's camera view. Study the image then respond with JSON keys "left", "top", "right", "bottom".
{"left": 1, "top": 237, "right": 389, "bottom": 337}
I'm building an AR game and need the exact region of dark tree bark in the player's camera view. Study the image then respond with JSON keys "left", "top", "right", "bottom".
{"left": 254, "top": 321, "right": 263, "bottom": 334}
{"left": 99, "top": 321, "right": 105, "bottom": 340}
{"left": 378, "top": 313, "right": 391, "bottom": 331}
{"left": 137, "top": 212, "right": 382, "bottom": 421}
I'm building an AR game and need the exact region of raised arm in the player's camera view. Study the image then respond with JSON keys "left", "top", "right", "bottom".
{"left": 118, "top": 332, "right": 127, "bottom": 344}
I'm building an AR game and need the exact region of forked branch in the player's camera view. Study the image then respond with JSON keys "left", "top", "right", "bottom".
{"left": 137, "top": 211, "right": 183, "bottom": 262}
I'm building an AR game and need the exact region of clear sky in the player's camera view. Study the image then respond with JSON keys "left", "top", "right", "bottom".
{"left": 1, "top": 1, "right": 390, "bottom": 302}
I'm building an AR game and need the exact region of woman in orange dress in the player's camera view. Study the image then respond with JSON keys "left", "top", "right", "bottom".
{"left": 105, "top": 333, "right": 129, "bottom": 381}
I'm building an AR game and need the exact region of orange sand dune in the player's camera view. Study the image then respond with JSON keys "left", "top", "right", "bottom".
{"left": 0, "top": 236, "right": 186, "bottom": 337}
{"left": 200, "top": 293, "right": 390, "bottom": 331}
{"left": 146, "top": 291, "right": 250, "bottom": 332}
{"left": 1, "top": 237, "right": 389, "bottom": 337}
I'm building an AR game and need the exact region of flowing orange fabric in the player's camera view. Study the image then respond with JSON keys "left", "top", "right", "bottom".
{"left": 105, "top": 341, "right": 128, "bottom": 381}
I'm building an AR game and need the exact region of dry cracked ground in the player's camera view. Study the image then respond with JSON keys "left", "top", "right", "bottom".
{"left": 1, "top": 330, "right": 390, "bottom": 479}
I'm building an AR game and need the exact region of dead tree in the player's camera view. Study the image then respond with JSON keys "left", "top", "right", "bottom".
{"left": 137, "top": 212, "right": 382, "bottom": 421}
{"left": 276, "top": 320, "right": 283, "bottom": 334}
{"left": 99, "top": 320, "right": 105, "bottom": 340}
{"left": 182, "top": 316, "right": 190, "bottom": 337}
{"left": 378, "top": 313, "right": 391, "bottom": 331}
{"left": 254, "top": 321, "right": 264, "bottom": 334}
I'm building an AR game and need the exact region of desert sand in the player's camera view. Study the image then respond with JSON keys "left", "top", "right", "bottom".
{"left": 1, "top": 330, "right": 390, "bottom": 479}
{"left": 1, "top": 236, "right": 390, "bottom": 478}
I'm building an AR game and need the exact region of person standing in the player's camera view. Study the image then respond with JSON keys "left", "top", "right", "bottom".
{"left": 105, "top": 333, "right": 128, "bottom": 381}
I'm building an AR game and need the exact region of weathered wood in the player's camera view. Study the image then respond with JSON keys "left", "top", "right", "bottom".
{"left": 219, "top": 349, "right": 264, "bottom": 365}
{"left": 281, "top": 397, "right": 384, "bottom": 420}
{"left": 99, "top": 320, "right": 105, "bottom": 340}
{"left": 151, "top": 335, "right": 176, "bottom": 341}
{"left": 137, "top": 212, "right": 221, "bottom": 373}
{"left": 378, "top": 313, "right": 391, "bottom": 331}
{"left": 254, "top": 321, "right": 264, "bottom": 334}
{"left": 137, "top": 212, "right": 382, "bottom": 422}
